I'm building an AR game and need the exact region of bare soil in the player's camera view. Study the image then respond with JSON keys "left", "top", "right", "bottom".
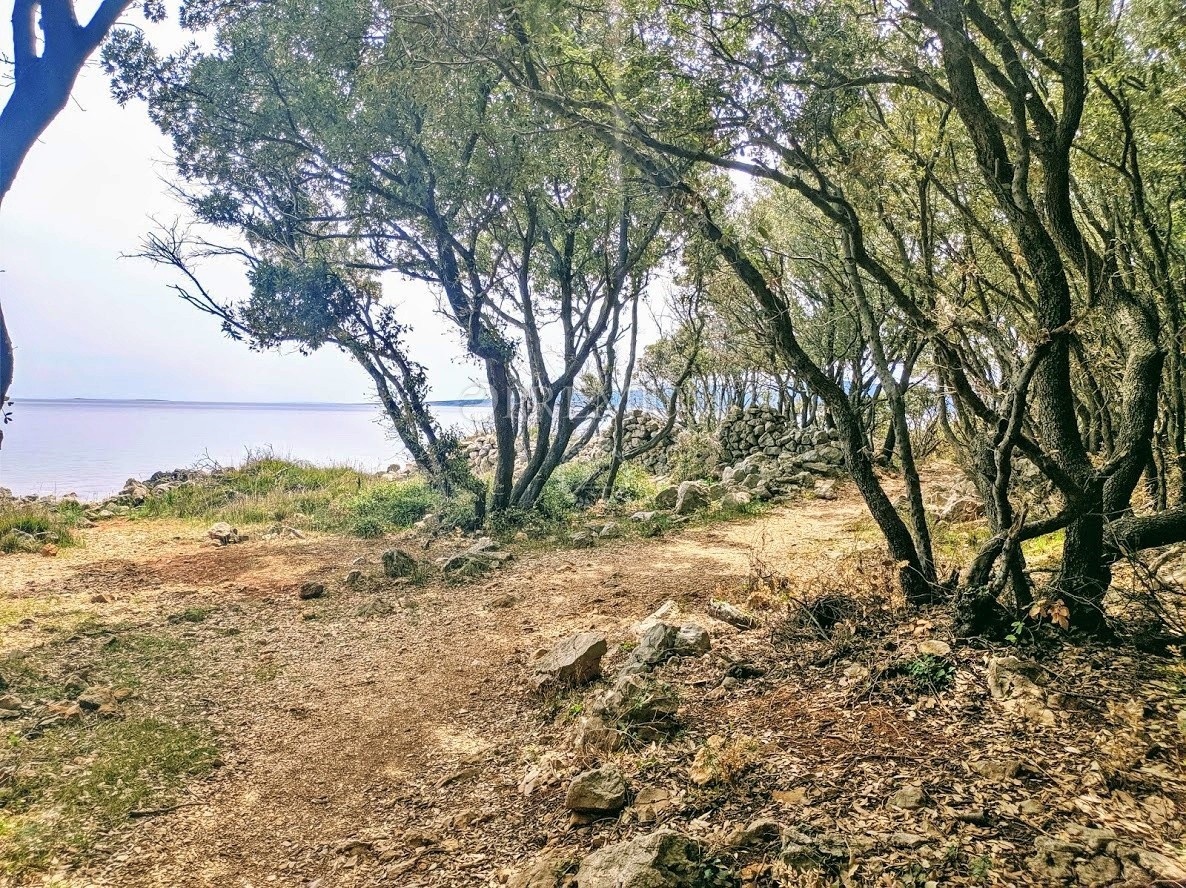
{"left": 2, "top": 486, "right": 1184, "bottom": 887}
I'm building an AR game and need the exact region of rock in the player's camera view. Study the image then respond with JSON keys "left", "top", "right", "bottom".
{"left": 674, "top": 481, "right": 709, "bottom": 515}
{"left": 382, "top": 548, "right": 418, "bottom": 578}
{"left": 630, "top": 601, "right": 680, "bottom": 638}
{"left": 576, "top": 831, "right": 704, "bottom": 888}
{"left": 344, "top": 569, "right": 363, "bottom": 586}
{"left": 207, "top": 522, "right": 240, "bottom": 545}
{"left": 723, "top": 817, "right": 783, "bottom": 849}
{"left": 889, "top": 785, "right": 926, "bottom": 810}
{"left": 631, "top": 786, "right": 674, "bottom": 824}
{"left": 653, "top": 487, "right": 679, "bottom": 510}
{"left": 565, "top": 765, "right": 628, "bottom": 815}
{"left": 0, "top": 693, "right": 22, "bottom": 718}
{"left": 780, "top": 830, "right": 873, "bottom": 873}
{"left": 532, "top": 631, "right": 607, "bottom": 690}
{"left": 589, "top": 674, "right": 681, "bottom": 744}
{"left": 597, "top": 521, "right": 622, "bottom": 540}
{"left": 508, "top": 850, "right": 573, "bottom": 888}
{"left": 939, "top": 495, "right": 984, "bottom": 522}
{"left": 624, "top": 622, "right": 711, "bottom": 673}
{"left": 630, "top": 511, "right": 657, "bottom": 522}
{"left": 299, "top": 581, "right": 326, "bottom": 600}
{"left": 987, "top": 656, "right": 1056, "bottom": 726}
{"left": 569, "top": 531, "right": 596, "bottom": 548}
{"left": 814, "top": 479, "right": 838, "bottom": 499}
{"left": 707, "top": 599, "right": 759, "bottom": 630}
{"left": 970, "top": 758, "right": 1023, "bottom": 781}
{"left": 719, "top": 490, "right": 752, "bottom": 510}
{"left": 917, "top": 639, "right": 951, "bottom": 658}
{"left": 884, "top": 832, "right": 930, "bottom": 849}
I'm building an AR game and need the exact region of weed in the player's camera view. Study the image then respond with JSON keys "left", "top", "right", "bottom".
{"left": 167, "top": 606, "right": 216, "bottom": 624}
{"left": 901, "top": 654, "right": 957, "bottom": 693}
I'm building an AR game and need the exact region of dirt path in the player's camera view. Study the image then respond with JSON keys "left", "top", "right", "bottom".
{"left": 5, "top": 495, "right": 870, "bottom": 887}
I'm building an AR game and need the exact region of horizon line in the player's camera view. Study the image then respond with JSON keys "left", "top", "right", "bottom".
{"left": 11, "top": 396, "right": 492, "bottom": 407}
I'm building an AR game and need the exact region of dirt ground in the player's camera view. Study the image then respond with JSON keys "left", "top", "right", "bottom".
{"left": 3, "top": 487, "right": 1185, "bottom": 887}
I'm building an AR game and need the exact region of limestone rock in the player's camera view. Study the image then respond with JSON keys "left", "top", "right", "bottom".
{"left": 987, "top": 656, "right": 1056, "bottom": 726}
{"left": 888, "top": 785, "right": 926, "bottom": 810}
{"left": 674, "top": 481, "right": 709, "bottom": 515}
{"left": 207, "top": 522, "right": 240, "bottom": 545}
{"left": 532, "top": 631, "right": 607, "bottom": 690}
{"left": 624, "top": 622, "right": 711, "bottom": 673}
{"left": 576, "top": 831, "right": 704, "bottom": 888}
{"left": 382, "top": 548, "right": 418, "bottom": 578}
{"left": 707, "top": 599, "right": 759, "bottom": 630}
{"left": 653, "top": 487, "right": 679, "bottom": 510}
{"left": 508, "top": 850, "right": 574, "bottom": 888}
{"left": 565, "top": 764, "right": 628, "bottom": 815}
{"left": 917, "top": 639, "right": 951, "bottom": 658}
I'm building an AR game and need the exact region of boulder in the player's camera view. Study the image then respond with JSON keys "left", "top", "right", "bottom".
{"left": 653, "top": 487, "right": 679, "bottom": 510}
{"left": 565, "top": 764, "right": 628, "bottom": 814}
{"left": 940, "top": 495, "right": 984, "bottom": 522}
{"left": 207, "top": 522, "right": 240, "bottom": 545}
{"left": 382, "top": 548, "right": 418, "bottom": 578}
{"left": 624, "top": 622, "right": 711, "bottom": 673}
{"left": 576, "top": 831, "right": 704, "bottom": 888}
{"left": 532, "top": 631, "right": 608, "bottom": 690}
{"left": 674, "top": 481, "right": 708, "bottom": 515}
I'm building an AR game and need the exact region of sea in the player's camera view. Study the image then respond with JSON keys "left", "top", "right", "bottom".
{"left": 0, "top": 399, "right": 492, "bottom": 501}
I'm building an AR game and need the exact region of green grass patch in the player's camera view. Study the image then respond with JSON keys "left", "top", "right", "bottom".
{"left": 1021, "top": 528, "right": 1065, "bottom": 566}
{"left": 0, "top": 502, "right": 83, "bottom": 554}
{"left": 132, "top": 456, "right": 445, "bottom": 537}
{"left": 0, "top": 718, "right": 218, "bottom": 877}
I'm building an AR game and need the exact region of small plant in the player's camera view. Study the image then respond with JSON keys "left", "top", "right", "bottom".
{"left": 902, "top": 654, "right": 957, "bottom": 692}
{"left": 1005, "top": 619, "right": 1034, "bottom": 645}
{"left": 969, "top": 853, "right": 994, "bottom": 881}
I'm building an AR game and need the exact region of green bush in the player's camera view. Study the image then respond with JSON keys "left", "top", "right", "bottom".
{"left": 334, "top": 479, "right": 440, "bottom": 536}
{"left": 666, "top": 429, "right": 722, "bottom": 482}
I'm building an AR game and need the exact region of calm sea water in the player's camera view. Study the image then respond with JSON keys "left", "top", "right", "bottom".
{"left": 0, "top": 399, "right": 491, "bottom": 500}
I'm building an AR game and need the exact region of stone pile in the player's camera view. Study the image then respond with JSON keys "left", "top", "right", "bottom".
{"left": 462, "top": 434, "right": 502, "bottom": 473}
{"left": 594, "top": 410, "right": 676, "bottom": 475}
{"left": 718, "top": 404, "right": 845, "bottom": 466}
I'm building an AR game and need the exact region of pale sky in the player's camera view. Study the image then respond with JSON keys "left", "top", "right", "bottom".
{"left": 0, "top": 35, "right": 482, "bottom": 404}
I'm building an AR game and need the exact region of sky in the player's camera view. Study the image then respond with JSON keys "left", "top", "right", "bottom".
{"left": 0, "top": 30, "right": 482, "bottom": 404}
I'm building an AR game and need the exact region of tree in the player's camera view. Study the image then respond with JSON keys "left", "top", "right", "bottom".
{"left": 0, "top": 0, "right": 163, "bottom": 443}
{"left": 488, "top": 0, "right": 1186, "bottom": 628}
{"left": 110, "top": 0, "right": 674, "bottom": 515}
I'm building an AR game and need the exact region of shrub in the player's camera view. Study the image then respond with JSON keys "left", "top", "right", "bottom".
{"left": 666, "top": 429, "right": 722, "bottom": 482}
{"left": 335, "top": 479, "right": 439, "bottom": 536}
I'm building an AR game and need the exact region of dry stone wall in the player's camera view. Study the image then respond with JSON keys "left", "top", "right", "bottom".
{"left": 594, "top": 410, "right": 675, "bottom": 475}
{"left": 718, "top": 405, "right": 845, "bottom": 467}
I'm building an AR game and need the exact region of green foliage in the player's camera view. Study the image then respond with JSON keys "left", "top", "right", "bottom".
{"left": 666, "top": 430, "right": 722, "bottom": 483}
{"left": 333, "top": 480, "right": 439, "bottom": 537}
{"left": 902, "top": 654, "right": 957, "bottom": 693}
{"left": 0, "top": 504, "right": 80, "bottom": 553}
